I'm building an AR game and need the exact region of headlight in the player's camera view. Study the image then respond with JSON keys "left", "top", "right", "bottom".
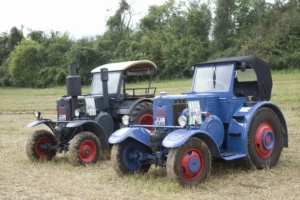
{"left": 75, "top": 109, "right": 81, "bottom": 117}
{"left": 178, "top": 116, "right": 187, "bottom": 127}
{"left": 122, "top": 115, "right": 130, "bottom": 126}
{"left": 34, "top": 110, "right": 41, "bottom": 119}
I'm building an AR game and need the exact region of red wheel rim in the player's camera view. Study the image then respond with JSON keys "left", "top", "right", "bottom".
{"left": 255, "top": 122, "right": 275, "bottom": 158}
{"left": 79, "top": 140, "right": 97, "bottom": 163}
{"left": 138, "top": 114, "right": 153, "bottom": 131}
{"left": 36, "top": 137, "right": 53, "bottom": 158}
{"left": 138, "top": 114, "right": 153, "bottom": 125}
{"left": 180, "top": 148, "right": 204, "bottom": 181}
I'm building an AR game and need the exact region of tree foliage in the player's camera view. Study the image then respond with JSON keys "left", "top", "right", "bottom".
{"left": 1, "top": 0, "right": 300, "bottom": 88}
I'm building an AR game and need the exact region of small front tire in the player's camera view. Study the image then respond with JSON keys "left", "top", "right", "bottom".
{"left": 111, "top": 139, "right": 151, "bottom": 176}
{"left": 26, "top": 130, "right": 56, "bottom": 161}
{"left": 68, "top": 132, "right": 100, "bottom": 166}
{"left": 166, "top": 137, "right": 211, "bottom": 186}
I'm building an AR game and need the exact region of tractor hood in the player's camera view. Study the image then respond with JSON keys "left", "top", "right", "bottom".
{"left": 152, "top": 93, "right": 220, "bottom": 126}
{"left": 56, "top": 95, "right": 105, "bottom": 121}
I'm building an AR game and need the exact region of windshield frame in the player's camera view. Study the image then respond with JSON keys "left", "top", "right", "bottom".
{"left": 90, "top": 71, "right": 122, "bottom": 95}
{"left": 191, "top": 64, "right": 234, "bottom": 93}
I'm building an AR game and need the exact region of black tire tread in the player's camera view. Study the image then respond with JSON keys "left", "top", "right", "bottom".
{"left": 130, "top": 102, "right": 152, "bottom": 124}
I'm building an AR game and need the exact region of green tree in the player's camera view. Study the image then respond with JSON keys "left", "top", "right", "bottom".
{"left": 8, "top": 39, "right": 43, "bottom": 87}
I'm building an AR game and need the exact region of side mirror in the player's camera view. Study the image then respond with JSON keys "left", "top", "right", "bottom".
{"left": 241, "top": 62, "right": 247, "bottom": 72}
{"left": 101, "top": 68, "right": 109, "bottom": 82}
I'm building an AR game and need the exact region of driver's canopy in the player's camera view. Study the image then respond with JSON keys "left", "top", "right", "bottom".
{"left": 192, "top": 55, "right": 272, "bottom": 101}
{"left": 90, "top": 60, "right": 157, "bottom": 95}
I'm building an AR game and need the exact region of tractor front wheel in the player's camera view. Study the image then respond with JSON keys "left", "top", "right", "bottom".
{"left": 166, "top": 137, "right": 211, "bottom": 186}
{"left": 111, "top": 139, "right": 151, "bottom": 175}
{"left": 244, "top": 107, "right": 283, "bottom": 169}
{"left": 26, "top": 130, "right": 56, "bottom": 161}
{"left": 68, "top": 132, "right": 100, "bottom": 166}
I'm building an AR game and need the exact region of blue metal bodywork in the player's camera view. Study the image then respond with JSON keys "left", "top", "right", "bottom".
{"left": 108, "top": 60, "right": 288, "bottom": 163}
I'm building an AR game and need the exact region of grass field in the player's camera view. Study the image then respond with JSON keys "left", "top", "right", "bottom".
{"left": 1, "top": 71, "right": 300, "bottom": 200}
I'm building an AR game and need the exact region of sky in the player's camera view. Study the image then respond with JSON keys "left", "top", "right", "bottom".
{"left": 0, "top": 0, "right": 165, "bottom": 39}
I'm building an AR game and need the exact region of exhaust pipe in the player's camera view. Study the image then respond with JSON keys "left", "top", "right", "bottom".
{"left": 101, "top": 68, "right": 109, "bottom": 110}
{"left": 66, "top": 64, "right": 82, "bottom": 118}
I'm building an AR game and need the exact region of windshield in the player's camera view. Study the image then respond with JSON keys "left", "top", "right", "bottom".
{"left": 192, "top": 64, "right": 234, "bottom": 92}
{"left": 90, "top": 72, "right": 121, "bottom": 95}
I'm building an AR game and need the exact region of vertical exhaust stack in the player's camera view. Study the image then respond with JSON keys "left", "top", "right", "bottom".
{"left": 66, "top": 64, "right": 82, "bottom": 118}
{"left": 101, "top": 68, "right": 109, "bottom": 110}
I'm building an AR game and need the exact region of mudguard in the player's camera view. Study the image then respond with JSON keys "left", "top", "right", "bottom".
{"left": 108, "top": 127, "right": 151, "bottom": 147}
{"left": 27, "top": 119, "right": 53, "bottom": 128}
{"left": 117, "top": 99, "right": 153, "bottom": 115}
{"left": 67, "top": 120, "right": 108, "bottom": 148}
{"left": 228, "top": 101, "right": 288, "bottom": 154}
{"left": 67, "top": 120, "right": 100, "bottom": 128}
{"left": 162, "top": 129, "right": 221, "bottom": 158}
{"left": 245, "top": 102, "right": 288, "bottom": 147}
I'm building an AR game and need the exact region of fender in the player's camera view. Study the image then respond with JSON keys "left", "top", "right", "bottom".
{"left": 27, "top": 119, "right": 54, "bottom": 132}
{"left": 108, "top": 127, "right": 150, "bottom": 147}
{"left": 117, "top": 98, "right": 153, "bottom": 115}
{"left": 27, "top": 119, "right": 53, "bottom": 128}
{"left": 245, "top": 102, "right": 288, "bottom": 147}
{"left": 162, "top": 129, "right": 221, "bottom": 158}
{"left": 67, "top": 120, "right": 109, "bottom": 148}
{"left": 230, "top": 101, "right": 288, "bottom": 154}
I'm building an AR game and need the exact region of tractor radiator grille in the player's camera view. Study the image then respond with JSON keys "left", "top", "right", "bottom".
{"left": 173, "top": 100, "right": 187, "bottom": 126}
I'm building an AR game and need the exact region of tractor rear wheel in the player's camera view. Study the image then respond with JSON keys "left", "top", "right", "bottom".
{"left": 68, "top": 132, "right": 100, "bottom": 166}
{"left": 244, "top": 107, "right": 283, "bottom": 169}
{"left": 26, "top": 130, "right": 56, "bottom": 161}
{"left": 130, "top": 102, "right": 153, "bottom": 126}
{"left": 111, "top": 139, "right": 151, "bottom": 175}
{"left": 166, "top": 137, "right": 211, "bottom": 186}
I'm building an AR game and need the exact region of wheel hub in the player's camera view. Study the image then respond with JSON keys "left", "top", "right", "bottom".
{"left": 255, "top": 122, "right": 275, "bottom": 158}
{"left": 79, "top": 140, "right": 96, "bottom": 163}
{"left": 36, "top": 137, "right": 53, "bottom": 157}
{"left": 83, "top": 146, "right": 91, "bottom": 155}
{"left": 180, "top": 148, "right": 204, "bottom": 181}
{"left": 188, "top": 157, "right": 201, "bottom": 173}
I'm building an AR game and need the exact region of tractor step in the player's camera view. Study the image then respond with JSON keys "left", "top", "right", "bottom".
{"left": 221, "top": 152, "right": 236, "bottom": 157}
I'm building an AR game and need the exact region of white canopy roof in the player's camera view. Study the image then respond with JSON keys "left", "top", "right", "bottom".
{"left": 91, "top": 60, "right": 157, "bottom": 73}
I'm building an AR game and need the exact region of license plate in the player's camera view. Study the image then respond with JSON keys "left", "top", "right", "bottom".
{"left": 58, "top": 114, "right": 66, "bottom": 121}
{"left": 155, "top": 117, "right": 165, "bottom": 125}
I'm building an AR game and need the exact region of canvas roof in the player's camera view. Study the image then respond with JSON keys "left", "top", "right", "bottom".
{"left": 91, "top": 60, "right": 157, "bottom": 73}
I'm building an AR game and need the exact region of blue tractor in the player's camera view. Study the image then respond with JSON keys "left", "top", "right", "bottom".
{"left": 108, "top": 55, "right": 288, "bottom": 186}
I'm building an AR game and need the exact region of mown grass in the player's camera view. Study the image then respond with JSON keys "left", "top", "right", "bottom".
{"left": 0, "top": 72, "right": 300, "bottom": 199}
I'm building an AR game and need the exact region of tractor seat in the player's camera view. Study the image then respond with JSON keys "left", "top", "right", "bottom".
{"left": 234, "top": 81, "right": 258, "bottom": 99}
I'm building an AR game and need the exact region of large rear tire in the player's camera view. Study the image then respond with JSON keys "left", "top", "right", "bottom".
{"left": 26, "top": 130, "right": 56, "bottom": 161}
{"left": 111, "top": 139, "right": 151, "bottom": 176}
{"left": 68, "top": 132, "right": 100, "bottom": 166}
{"left": 166, "top": 137, "right": 211, "bottom": 186}
{"left": 244, "top": 107, "right": 283, "bottom": 169}
{"left": 130, "top": 102, "right": 153, "bottom": 126}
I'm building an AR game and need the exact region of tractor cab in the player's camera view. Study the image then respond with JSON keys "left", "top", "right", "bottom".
{"left": 91, "top": 60, "right": 157, "bottom": 100}
{"left": 195, "top": 55, "right": 272, "bottom": 101}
